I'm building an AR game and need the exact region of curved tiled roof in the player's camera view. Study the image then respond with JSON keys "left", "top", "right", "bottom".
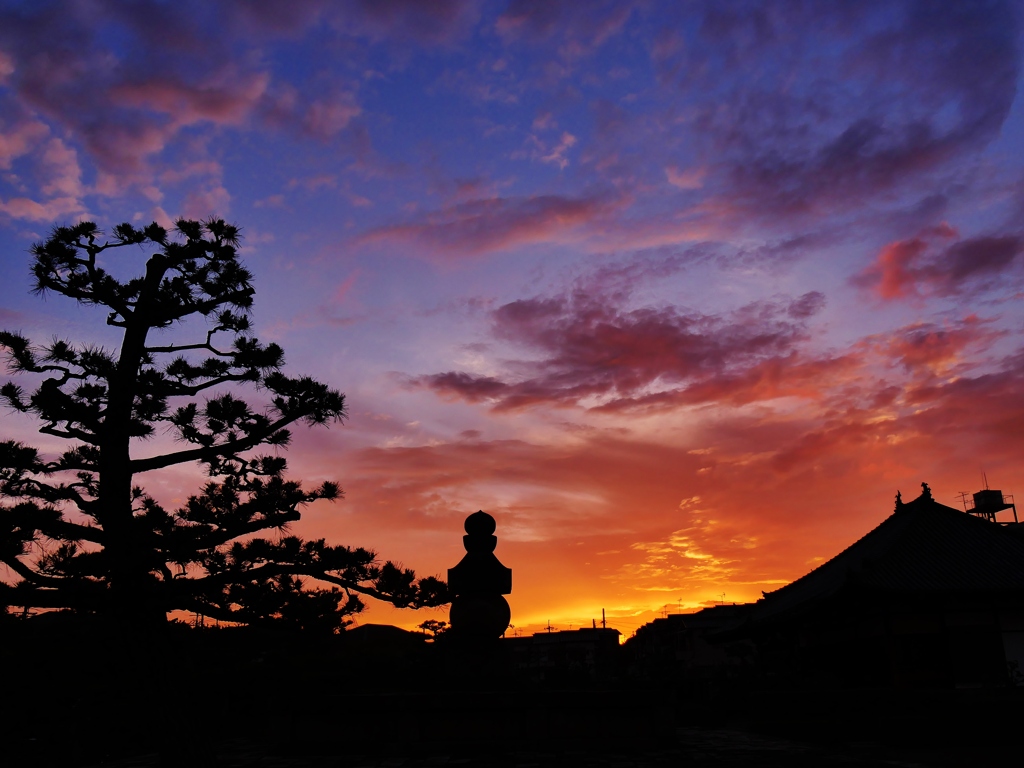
{"left": 748, "top": 491, "right": 1024, "bottom": 624}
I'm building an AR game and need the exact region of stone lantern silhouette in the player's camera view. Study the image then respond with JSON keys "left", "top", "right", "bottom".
{"left": 447, "top": 510, "right": 512, "bottom": 641}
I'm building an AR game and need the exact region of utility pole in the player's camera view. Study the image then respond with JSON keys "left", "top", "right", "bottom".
{"left": 601, "top": 608, "right": 606, "bottom": 629}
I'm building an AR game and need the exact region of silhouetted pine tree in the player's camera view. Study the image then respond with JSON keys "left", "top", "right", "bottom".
{"left": 0, "top": 219, "right": 447, "bottom": 630}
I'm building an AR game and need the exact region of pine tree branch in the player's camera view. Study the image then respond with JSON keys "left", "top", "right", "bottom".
{"left": 188, "top": 512, "right": 302, "bottom": 550}
{"left": 188, "top": 563, "right": 418, "bottom": 607}
{"left": 157, "top": 289, "right": 255, "bottom": 325}
{"left": 144, "top": 327, "right": 232, "bottom": 356}
{"left": 131, "top": 412, "right": 306, "bottom": 473}
{"left": 154, "top": 372, "right": 258, "bottom": 398}
{"left": 80, "top": 238, "right": 140, "bottom": 320}
{"left": 40, "top": 424, "right": 100, "bottom": 445}
{"left": 14, "top": 477, "right": 99, "bottom": 514}
{"left": 15, "top": 363, "right": 87, "bottom": 382}
{"left": 0, "top": 555, "right": 72, "bottom": 587}
{"left": 45, "top": 458, "right": 97, "bottom": 473}
{"left": 313, "top": 570, "right": 405, "bottom": 604}
{"left": 43, "top": 519, "right": 103, "bottom": 544}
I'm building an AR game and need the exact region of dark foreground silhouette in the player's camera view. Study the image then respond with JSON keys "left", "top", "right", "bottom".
{"left": 2, "top": 612, "right": 1022, "bottom": 768}
{"left": 6, "top": 491, "right": 1024, "bottom": 766}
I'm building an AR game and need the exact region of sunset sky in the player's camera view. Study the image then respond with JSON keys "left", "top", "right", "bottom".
{"left": 2, "top": 1, "right": 1024, "bottom": 637}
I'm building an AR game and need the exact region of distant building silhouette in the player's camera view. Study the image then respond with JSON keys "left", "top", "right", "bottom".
{"left": 626, "top": 604, "right": 753, "bottom": 692}
{"left": 504, "top": 626, "right": 622, "bottom": 683}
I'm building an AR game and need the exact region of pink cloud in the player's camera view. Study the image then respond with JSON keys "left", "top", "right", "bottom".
{"left": 302, "top": 91, "right": 362, "bottom": 140}
{"left": 253, "top": 194, "right": 286, "bottom": 209}
{"left": 0, "top": 195, "right": 84, "bottom": 222}
{"left": 343, "top": 0, "right": 481, "bottom": 45}
{"left": 110, "top": 70, "right": 270, "bottom": 128}
{"left": 181, "top": 184, "right": 231, "bottom": 219}
{"left": 0, "top": 117, "right": 48, "bottom": 169}
{"left": 39, "top": 138, "right": 83, "bottom": 198}
{"left": 853, "top": 225, "right": 1024, "bottom": 301}
{"left": 159, "top": 160, "right": 224, "bottom": 186}
{"left": 333, "top": 271, "right": 361, "bottom": 302}
{"left": 666, "top": 165, "right": 706, "bottom": 190}
{"left": 496, "top": 0, "right": 635, "bottom": 54}
{"left": 856, "top": 237, "right": 932, "bottom": 300}
{"left": 0, "top": 2, "right": 372, "bottom": 197}
{"left": 356, "top": 193, "right": 624, "bottom": 259}
{"left": 0, "top": 49, "right": 12, "bottom": 83}
{"left": 77, "top": 121, "right": 176, "bottom": 178}
{"left": 642, "top": 352, "right": 859, "bottom": 411}
{"left": 881, "top": 315, "right": 1005, "bottom": 374}
{"left": 538, "top": 131, "right": 577, "bottom": 169}
{"left": 0, "top": 131, "right": 86, "bottom": 222}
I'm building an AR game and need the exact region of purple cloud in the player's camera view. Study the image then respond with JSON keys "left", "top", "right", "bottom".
{"left": 412, "top": 288, "right": 831, "bottom": 411}
{"left": 653, "top": 1, "right": 1020, "bottom": 220}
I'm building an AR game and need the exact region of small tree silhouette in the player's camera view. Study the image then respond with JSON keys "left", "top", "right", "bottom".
{"left": 0, "top": 219, "right": 447, "bottom": 630}
{"left": 418, "top": 618, "right": 449, "bottom": 637}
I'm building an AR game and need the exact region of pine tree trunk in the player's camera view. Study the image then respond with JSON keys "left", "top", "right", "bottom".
{"left": 99, "top": 255, "right": 167, "bottom": 625}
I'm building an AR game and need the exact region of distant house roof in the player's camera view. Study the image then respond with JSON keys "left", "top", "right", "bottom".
{"left": 748, "top": 488, "right": 1024, "bottom": 626}
{"left": 345, "top": 623, "right": 423, "bottom": 647}
{"left": 505, "top": 627, "right": 621, "bottom": 646}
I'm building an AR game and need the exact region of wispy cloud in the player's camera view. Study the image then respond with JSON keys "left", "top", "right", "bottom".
{"left": 356, "top": 192, "right": 626, "bottom": 259}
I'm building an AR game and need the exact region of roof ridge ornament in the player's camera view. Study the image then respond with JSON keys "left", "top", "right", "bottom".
{"left": 894, "top": 490, "right": 903, "bottom": 512}
{"left": 921, "top": 481, "right": 932, "bottom": 500}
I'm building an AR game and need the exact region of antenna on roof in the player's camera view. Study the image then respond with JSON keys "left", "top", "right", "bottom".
{"left": 983, "top": 470, "right": 989, "bottom": 490}
{"left": 965, "top": 481, "right": 1018, "bottom": 525}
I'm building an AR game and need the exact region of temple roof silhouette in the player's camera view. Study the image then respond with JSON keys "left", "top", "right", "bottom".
{"left": 747, "top": 486, "right": 1024, "bottom": 626}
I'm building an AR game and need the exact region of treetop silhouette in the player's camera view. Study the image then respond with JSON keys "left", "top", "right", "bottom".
{"left": 0, "top": 218, "right": 447, "bottom": 630}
